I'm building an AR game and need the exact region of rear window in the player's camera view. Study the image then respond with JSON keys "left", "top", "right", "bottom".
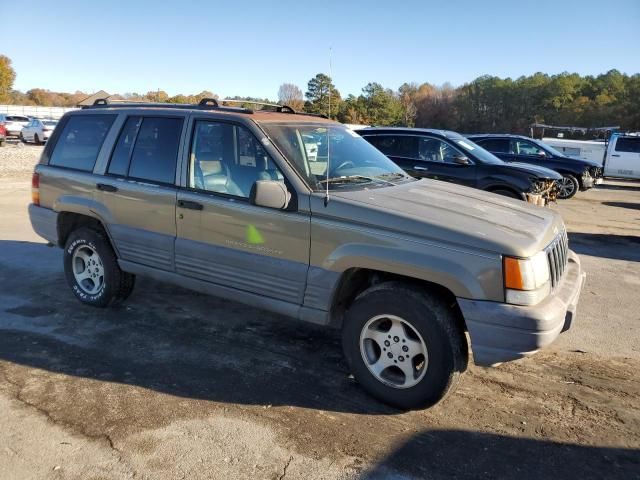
{"left": 49, "top": 115, "right": 116, "bottom": 171}
{"left": 615, "top": 137, "right": 640, "bottom": 153}
{"left": 7, "top": 116, "right": 29, "bottom": 122}
{"left": 126, "top": 117, "right": 183, "bottom": 184}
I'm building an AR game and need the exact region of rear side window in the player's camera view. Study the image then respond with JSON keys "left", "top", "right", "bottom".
{"left": 108, "top": 116, "right": 183, "bottom": 184}
{"left": 476, "top": 138, "right": 510, "bottom": 153}
{"left": 615, "top": 137, "right": 640, "bottom": 153}
{"left": 365, "top": 135, "right": 418, "bottom": 158}
{"left": 49, "top": 115, "right": 116, "bottom": 171}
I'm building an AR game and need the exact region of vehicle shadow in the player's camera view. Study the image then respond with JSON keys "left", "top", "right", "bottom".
{"left": 361, "top": 429, "right": 639, "bottom": 480}
{"left": 603, "top": 201, "right": 640, "bottom": 211}
{"left": 597, "top": 181, "right": 640, "bottom": 192}
{"left": 568, "top": 232, "right": 640, "bottom": 262}
{"left": 0, "top": 240, "right": 397, "bottom": 415}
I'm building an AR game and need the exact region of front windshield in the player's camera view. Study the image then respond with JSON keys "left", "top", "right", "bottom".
{"left": 450, "top": 135, "right": 504, "bottom": 165}
{"left": 531, "top": 138, "right": 564, "bottom": 157}
{"left": 261, "top": 123, "right": 413, "bottom": 190}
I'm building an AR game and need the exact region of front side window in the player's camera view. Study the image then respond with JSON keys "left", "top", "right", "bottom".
{"left": 516, "top": 140, "right": 545, "bottom": 156}
{"left": 615, "top": 137, "right": 640, "bottom": 153}
{"left": 419, "top": 137, "right": 467, "bottom": 163}
{"left": 189, "top": 120, "right": 284, "bottom": 198}
{"left": 49, "top": 115, "right": 116, "bottom": 171}
{"left": 262, "top": 124, "right": 412, "bottom": 191}
{"left": 127, "top": 117, "right": 183, "bottom": 184}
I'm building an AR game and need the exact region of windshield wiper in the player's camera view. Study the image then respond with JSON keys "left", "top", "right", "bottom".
{"left": 318, "top": 175, "right": 378, "bottom": 186}
{"left": 375, "top": 172, "right": 413, "bottom": 182}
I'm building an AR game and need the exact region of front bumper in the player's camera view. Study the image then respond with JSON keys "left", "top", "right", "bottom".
{"left": 458, "top": 250, "right": 585, "bottom": 366}
{"left": 581, "top": 175, "right": 595, "bottom": 189}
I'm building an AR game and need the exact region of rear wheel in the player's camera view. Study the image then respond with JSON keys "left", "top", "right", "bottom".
{"left": 34, "top": 134, "right": 41, "bottom": 145}
{"left": 64, "top": 227, "right": 135, "bottom": 307}
{"left": 556, "top": 175, "right": 579, "bottom": 199}
{"left": 19, "top": 132, "right": 26, "bottom": 143}
{"left": 342, "top": 282, "right": 467, "bottom": 410}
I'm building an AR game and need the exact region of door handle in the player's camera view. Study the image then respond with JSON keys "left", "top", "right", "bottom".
{"left": 414, "top": 165, "right": 429, "bottom": 171}
{"left": 177, "top": 200, "right": 203, "bottom": 210}
{"left": 96, "top": 183, "right": 118, "bottom": 193}
{"left": 611, "top": 154, "right": 620, "bottom": 157}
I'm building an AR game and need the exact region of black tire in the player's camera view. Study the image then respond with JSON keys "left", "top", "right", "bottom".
{"left": 19, "top": 133, "right": 26, "bottom": 143}
{"left": 342, "top": 282, "right": 468, "bottom": 410}
{"left": 34, "top": 134, "right": 41, "bottom": 145}
{"left": 491, "top": 188, "right": 521, "bottom": 200}
{"left": 556, "top": 174, "right": 579, "bottom": 199}
{"left": 63, "top": 227, "right": 135, "bottom": 307}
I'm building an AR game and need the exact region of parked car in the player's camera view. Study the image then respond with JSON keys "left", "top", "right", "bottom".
{"left": 20, "top": 118, "right": 58, "bottom": 144}
{"left": 0, "top": 114, "right": 31, "bottom": 138}
{"left": 0, "top": 123, "right": 6, "bottom": 146}
{"left": 543, "top": 134, "right": 640, "bottom": 180}
{"left": 358, "top": 127, "right": 562, "bottom": 205}
{"left": 467, "top": 134, "right": 603, "bottom": 199}
{"left": 28, "top": 99, "right": 585, "bottom": 409}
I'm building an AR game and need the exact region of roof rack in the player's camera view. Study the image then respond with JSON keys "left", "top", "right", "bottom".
{"left": 82, "top": 97, "right": 329, "bottom": 119}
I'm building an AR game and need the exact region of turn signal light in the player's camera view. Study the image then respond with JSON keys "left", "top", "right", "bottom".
{"left": 503, "top": 256, "right": 524, "bottom": 290}
{"left": 31, "top": 172, "right": 40, "bottom": 206}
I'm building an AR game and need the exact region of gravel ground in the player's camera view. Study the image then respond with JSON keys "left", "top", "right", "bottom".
{"left": 0, "top": 142, "right": 43, "bottom": 178}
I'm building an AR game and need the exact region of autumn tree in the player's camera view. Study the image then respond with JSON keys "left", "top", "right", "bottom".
{"left": 277, "top": 83, "right": 304, "bottom": 111}
{"left": 0, "top": 55, "right": 16, "bottom": 103}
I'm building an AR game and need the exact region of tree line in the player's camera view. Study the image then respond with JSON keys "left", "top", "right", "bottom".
{"left": 1, "top": 54, "right": 638, "bottom": 134}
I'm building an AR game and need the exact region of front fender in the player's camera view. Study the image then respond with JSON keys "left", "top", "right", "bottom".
{"left": 324, "top": 242, "right": 503, "bottom": 301}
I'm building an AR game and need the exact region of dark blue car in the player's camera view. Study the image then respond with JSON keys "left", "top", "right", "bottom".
{"left": 467, "top": 134, "right": 603, "bottom": 199}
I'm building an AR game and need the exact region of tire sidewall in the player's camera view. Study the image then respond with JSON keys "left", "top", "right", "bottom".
{"left": 343, "top": 285, "right": 461, "bottom": 409}
{"left": 64, "top": 230, "right": 117, "bottom": 307}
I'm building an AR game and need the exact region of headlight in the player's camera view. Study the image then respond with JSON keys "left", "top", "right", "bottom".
{"left": 503, "top": 251, "right": 551, "bottom": 306}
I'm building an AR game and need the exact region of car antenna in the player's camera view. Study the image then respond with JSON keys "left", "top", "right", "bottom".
{"left": 324, "top": 47, "right": 332, "bottom": 207}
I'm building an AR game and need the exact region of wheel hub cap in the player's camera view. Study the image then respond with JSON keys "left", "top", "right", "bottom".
{"left": 72, "top": 245, "right": 104, "bottom": 295}
{"left": 557, "top": 177, "right": 575, "bottom": 197}
{"left": 359, "top": 315, "right": 428, "bottom": 389}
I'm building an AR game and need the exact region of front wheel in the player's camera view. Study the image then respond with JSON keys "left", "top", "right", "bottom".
{"left": 556, "top": 175, "right": 579, "bottom": 199}
{"left": 34, "top": 133, "right": 41, "bottom": 145}
{"left": 342, "top": 282, "right": 467, "bottom": 410}
{"left": 64, "top": 227, "right": 135, "bottom": 307}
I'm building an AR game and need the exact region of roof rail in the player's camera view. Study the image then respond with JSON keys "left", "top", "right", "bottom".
{"left": 219, "top": 99, "right": 328, "bottom": 118}
{"left": 81, "top": 97, "right": 253, "bottom": 114}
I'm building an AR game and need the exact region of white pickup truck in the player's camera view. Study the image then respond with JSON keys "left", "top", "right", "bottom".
{"left": 543, "top": 134, "right": 640, "bottom": 180}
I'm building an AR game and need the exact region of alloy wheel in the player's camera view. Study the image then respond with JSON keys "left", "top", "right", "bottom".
{"left": 72, "top": 245, "right": 104, "bottom": 294}
{"left": 359, "top": 315, "right": 428, "bottom": 389}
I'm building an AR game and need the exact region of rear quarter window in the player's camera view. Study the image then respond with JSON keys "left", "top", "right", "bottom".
{"left": 49, "top": 115, "right": 116, "bottom": 171}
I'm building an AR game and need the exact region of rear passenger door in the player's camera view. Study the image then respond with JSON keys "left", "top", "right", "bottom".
{"left": 175, "top": 118, "right": 310, "bottom": 305}
{"left": 474, "top": 138, "right": 515, "bottom": 162}
{"left": 97, "top": 115, "right": 186, "bottom": 271}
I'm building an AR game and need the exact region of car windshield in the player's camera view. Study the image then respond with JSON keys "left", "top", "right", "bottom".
{"left": 531, "top": 138, "right": 565, "bottom": 157}
{"left": 449, "top": 135, "right": 504, "bottom": 165}
{"left": 261, "top": 123, "right": 414, "bottom": 191}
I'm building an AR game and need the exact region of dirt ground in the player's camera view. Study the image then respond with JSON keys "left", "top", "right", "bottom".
{"left": 0, "top": 156, "right": 638, "bottom": 479}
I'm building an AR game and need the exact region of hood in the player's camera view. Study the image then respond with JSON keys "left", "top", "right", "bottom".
{"left": 323, "top": 179, "right": 564, "bottom": 257}
{"left": 503, "top": 162, "right": 563, "bottom": 180}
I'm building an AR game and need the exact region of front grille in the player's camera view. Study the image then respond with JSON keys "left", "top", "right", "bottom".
{"left": 546, "top": 229, "right": 569, "bottom": 289}
{"left": 590, "top": 166, "right": 603, "bottom": 178}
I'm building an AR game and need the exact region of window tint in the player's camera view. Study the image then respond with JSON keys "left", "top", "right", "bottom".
{"left": 189, "top": 120, "right": 284, "bottom": 198}
{"left": 615, "top": 137, "right": 640, "bottom": 153}
{"left": 49, "top": 115, "right": 116, "bottom": 171}
{"left": 127, "top": 117, "right": 183, "bottom": 184}
{"left": 477, "top": 138, "right": 510, "bottom": 153}
{"left": 515, "top": 140, "right": 544, "bottom": 156}
{"left": 365, "top": 135, "right": 418, "bottom": 158}
{"left": 419, "top": 138, "right": 467, "bottom": 163}
{"left": 108, "top": 116, "right": 142, "bottom": 176}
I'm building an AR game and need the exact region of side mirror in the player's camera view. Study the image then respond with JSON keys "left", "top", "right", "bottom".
{"left": 250, "top": 180, "right": 291, "bottom": 210}
{"left": 452, "top": 155, "right": 471, "bottom": 165}
{"left": 536, "top": 150, "right": 547, "bottom": 157}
